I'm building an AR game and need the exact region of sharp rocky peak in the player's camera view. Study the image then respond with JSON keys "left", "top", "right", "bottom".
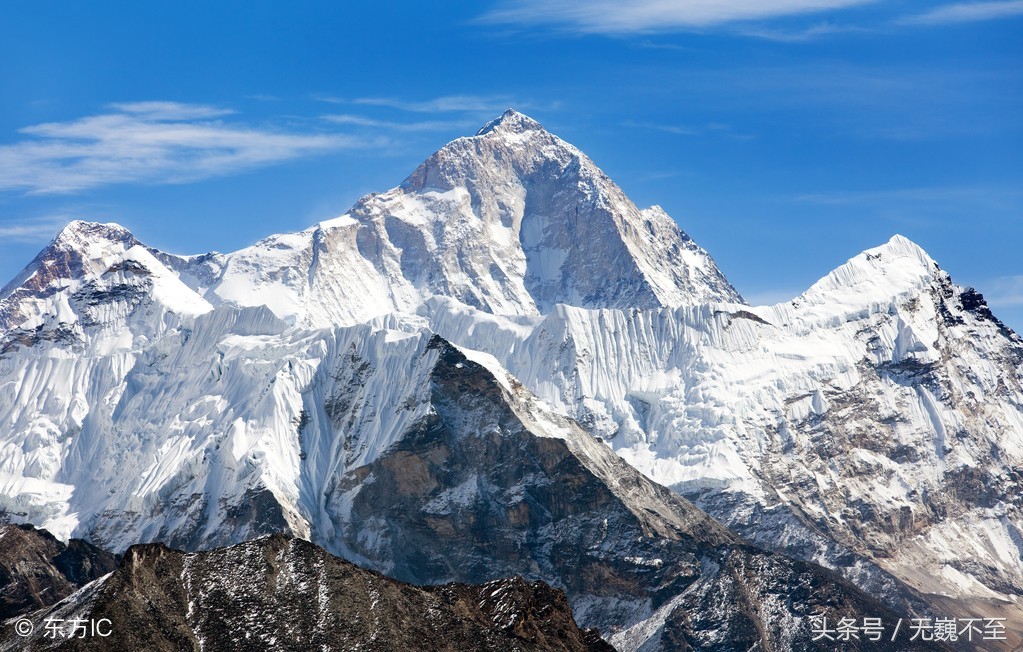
{"left": 0, "top": 221, "right": 138, "bottom": 301}
{"left": 52, "top": 219, "right": 137, "bottom": 247}
{"left": 398, "top": 109, "right": 582, "bottom": 195}
{"left": 2, "top": 112, "right": 742, "bottom": 330}
{"left": 474, "top": 108, "right": 545, "bottom": 137}
{"left": 356, "top": 110, "right": 744, "bottom": 317}
{"left": 777, "top": 232, "right": 1019, "bottom": 343}
{"left": 0, "top": 218, "right": 212, "bottom": 334}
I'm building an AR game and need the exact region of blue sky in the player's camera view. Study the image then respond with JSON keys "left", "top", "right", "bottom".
{"left": 1, "top": 1, "right": 1021, "bottom": 329}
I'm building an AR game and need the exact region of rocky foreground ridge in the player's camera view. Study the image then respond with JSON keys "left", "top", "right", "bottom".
{"left": 2, "top": 529, "right": 612, "bottom": 652}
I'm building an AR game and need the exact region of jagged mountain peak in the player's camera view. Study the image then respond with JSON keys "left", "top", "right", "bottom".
{"left": 763, "top": 231, "right": 1009, "bottom": 346}
{"left": 793, "top": 233, "right": 941, "bottom": 317}
{"left": 0, "top": 218, "right": 210, "bottom": 337}
{"left": 342, "top": 111, "right": 743, "bottom": 321}
{"left": 1, "top": 114, "right": 742, "bottom": 329}
{"left": 0, "top": 220, "right": 137, "bottom": 300}
{"left": 399, "top": 110, "right": 580, "bottom": 195}
{"left": 474, "top": 108, "right": 544, "bottom": 137}
{"left": 52, "top": 219, "right": 136, "bottom": 247}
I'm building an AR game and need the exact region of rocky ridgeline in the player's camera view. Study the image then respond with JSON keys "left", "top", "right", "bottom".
{"left": 2, "top": 531, "right": 611, "bottom": 652}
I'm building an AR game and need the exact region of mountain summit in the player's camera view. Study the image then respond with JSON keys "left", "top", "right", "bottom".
{"left": 375, "top": 109, "right": 742, "bottom": 316}
{"left": 190, "top": 110, "right": 742, "bottom": 327}
{"left": 0, "top": 112, "right": 741, "bottom": 333}
{"left": 475, "top": 108, "right": 544, "bottom": 136}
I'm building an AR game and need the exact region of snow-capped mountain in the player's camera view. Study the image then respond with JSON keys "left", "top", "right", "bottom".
{"left": 0, "top": 332, "right": 931, "bottom": 650}
{"left": 422, "top": 234, "right": 1023, "bottom": 632}
{"left": 164, "top": 109, "right": 740, "bottom": 328}
{"left": 1, "top": 110, "right": 1020, "bottom": 648}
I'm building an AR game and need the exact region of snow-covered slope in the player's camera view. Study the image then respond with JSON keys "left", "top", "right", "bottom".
{"left": 421, "top": 234, "right": 1023, "bottom": 631}
{"left": 0, "top": 220, "right": 211, "bottom": 336}
{"left": 171, "top": 110, "right": 740, "bottom": 327}
{"left": 0, "top": 315, "right": 927, "bottom": 650}
{"left": 1, "top": 111, "right": 1021, "bottom": 648}
{"left": 0, "top": 111, "right": 738, "bottom": 548}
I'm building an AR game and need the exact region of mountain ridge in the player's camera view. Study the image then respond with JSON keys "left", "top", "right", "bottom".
{"left": 2, "top": 530, "right": 614, "bottom": 652}
{"left": 1, "top": 110, "right": 741, "bottom": 334}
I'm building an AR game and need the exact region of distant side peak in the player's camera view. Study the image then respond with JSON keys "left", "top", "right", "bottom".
{"left": 795, "top": 233, "right": 941, "bottom": 312}
{"left": 54, "top": 220, "right": 136, "bottom": 246}
{"left": 475, "top": 109, "right": 545, "bottom": 137}
{"left": 865, "top": 233, "right": 936, "bottom": 269}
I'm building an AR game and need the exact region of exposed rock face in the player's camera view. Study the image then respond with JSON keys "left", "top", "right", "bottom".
{"left": 0, "top": 330, "right": 941, "bottom": 650}
{"left": 0, "top": 523, "right": 117, "bottom": 620}
{"left": 0, "top": 220, "right": 211, "bottom": 343}
{"left": 326, "top": 338, "right": 938, "bottom": 651}
{"left": 341, "top": 110, "right": 742, "bottom": 318}
{"left": 2, "top": 533, "right": 612, "bottom": 652}
{"left": 420, "top": 237, "right": 1023, "bottom": 643}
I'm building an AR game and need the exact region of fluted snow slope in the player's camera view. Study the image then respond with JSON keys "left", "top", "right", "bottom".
{"left": 422, "top": 235, "right": 1023, "bottom": 627}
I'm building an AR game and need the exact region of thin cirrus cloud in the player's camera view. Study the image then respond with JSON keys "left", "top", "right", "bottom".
{"left": 898, "top": 0, "right": 1023, "bottom": 25}
{"left": 792, "top": 185, "right": 1023, "bottom": 211}
{"left": 983, "top": 275, "right": 1023, "bottom": 307}
{"left": 321, "top": 114, "right": 477, "bottom": 132}
{"left": 478, "top": 0, "right": 876, "bottom": 33}
{"left": 623, "top": 120, "right": 752, "bottom": 139}
{"left": 0, "top": 215, "right": 74, "bottom": 243}
{"left": 350, "top": 95, "right": 523, "bottom": 113}
{"left": 315, "top": 95, "right": 554, "bottom": 131}
{"left": 0, "top": 102, "right": 365, "bottom": 195}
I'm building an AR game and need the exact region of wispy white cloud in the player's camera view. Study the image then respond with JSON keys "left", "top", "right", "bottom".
{"left": 624, "top": 120, "right": 752, "bottom": 139}
{"left": 584, "top": 61, "right": 1019, "bottom": 141}
{"left": 0, "top": 102, "right": 367, "bottom": 194}
{"left": 792, "top": 185, "right": 1022, "bottom": 208}
{"left": 479, "top": 0, "right": 875, "bottom": 33}
{"left": 0, "top": 215, "right": 72, "bottom": 242}
{"left": 898, "top": 1, "right": 1023, "bottom": 25}
{"left": 983, "top": 275, "right": 1023, "bottom": 307}
{"left": 315, "top": 94, "right": 519, "bottom": 114}
{"left": 322, "top": 114, "right": 476, "bottom": 132}
{"left": 105, "top": 101, "right": 234, "bottom": 120}
{"left": 736, "top": 21, "right": 872, "bottom": 40}
{"left": 350, "top": 95, "right": 521, "bottom": 114}
{"left": 624, "top": 120, "right": 702, "bottom": 136}
{"left": 313, "top": 95, "right": 557, "bottom": 135}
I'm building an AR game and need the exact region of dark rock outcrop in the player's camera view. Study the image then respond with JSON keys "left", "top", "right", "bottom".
{"left": 0, "top": 523, "right": 118, "bottom": 620}
{"left": 325, "top": 337, "right": 944, "bottom": 651}
{"left": 2, "top": 533, "right": 611, "bottom": 652}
